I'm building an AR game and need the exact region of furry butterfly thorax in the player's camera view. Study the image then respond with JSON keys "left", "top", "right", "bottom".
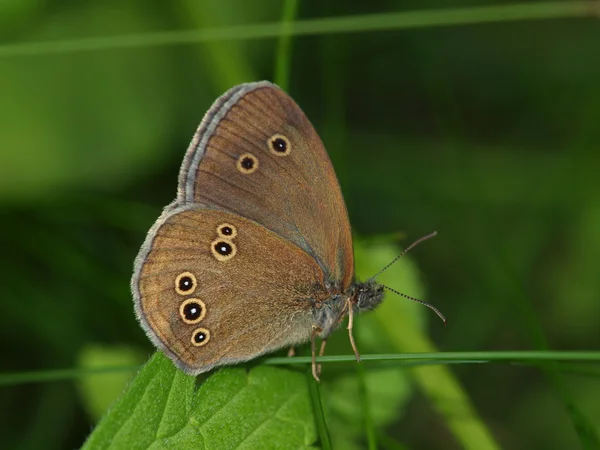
{"left": 132, "top": 81, "right": 385, "bottom": 380}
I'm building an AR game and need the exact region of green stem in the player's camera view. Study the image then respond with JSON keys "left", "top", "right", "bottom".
{"left": 274, "top": 0, "right": 299, "bottom": 90}
{"left": 308, "top": 376, "right": 332, "bottom": 450}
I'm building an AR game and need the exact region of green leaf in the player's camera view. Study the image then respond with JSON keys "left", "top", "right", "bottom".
{"left": 82, "top": 352, "right": 317, "bottom": 449}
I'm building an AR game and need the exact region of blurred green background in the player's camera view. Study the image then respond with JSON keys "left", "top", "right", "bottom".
{"left": 1, "top": 1, "right": 599, "bottom": 449}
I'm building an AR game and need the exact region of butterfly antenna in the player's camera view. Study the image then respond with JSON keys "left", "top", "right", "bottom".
{"left": 383, "top": 285, "right": 447, "bottom": 325}
{"left": 368, "top": 231, "right": 438, "bottom": 282}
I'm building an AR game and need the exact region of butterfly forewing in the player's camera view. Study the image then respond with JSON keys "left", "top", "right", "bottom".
{"left": 179, "top": 82, "right": 355, "bottom": 290}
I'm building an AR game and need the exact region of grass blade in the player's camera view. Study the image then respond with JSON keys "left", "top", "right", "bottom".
{"left": 1, "top": 2, "right": 597, "bottom": 57}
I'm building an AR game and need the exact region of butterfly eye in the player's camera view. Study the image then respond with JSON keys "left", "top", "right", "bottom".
{"left": 179, "top": 298, "right": 206, "bottom": 324}
{"left": 217, "top": 223, "right": 237, "bottom": 238}
{"left": 236, "top": 153, "right": 259, "bottom": 174}
{"left": 268, "top": 134, "right": 291, "bottom": 156}
{"left": 191, "top": 328, "right": 211, "bottom": 347}
{"left": 175, "top": 272, "right": 197, "bottom": 295}
{"left": 210, "top": 239, "right": 237, "bottom": 262}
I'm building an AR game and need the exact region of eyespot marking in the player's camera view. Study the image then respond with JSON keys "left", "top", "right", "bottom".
{"left": 268, "top": 134, "right": 291, "bottom": 156}
{"left": 237, "top": 153, "right": 259, "bottom": 174}
{"left": 210, "top": 238, "right": 237, "bottom": 262}
{"left": 191, "top": 328, "right": 211, "bottom": 347}
{"left": 217, "top": 223, "right": 237, "bottom": 239}
{"left": 179, "top": 298, "right": 206, "bottom": 324}
{"left": 175, "top": 272, "right": 197, "bottom": 295}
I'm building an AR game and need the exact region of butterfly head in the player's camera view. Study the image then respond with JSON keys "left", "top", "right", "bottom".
{"left": 353, "top": 280, "right": 384, "bottom": 312}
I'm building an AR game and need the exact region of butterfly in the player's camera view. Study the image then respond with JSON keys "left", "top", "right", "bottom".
{"left": 131, "top": 81, "right": 443, "bottom": 381}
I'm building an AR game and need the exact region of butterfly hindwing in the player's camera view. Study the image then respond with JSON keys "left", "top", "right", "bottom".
{"left": 132, "top": 205, "right": 327, "bottom": 374}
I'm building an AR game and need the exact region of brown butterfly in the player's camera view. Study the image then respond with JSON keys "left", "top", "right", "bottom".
{"left": 131, "top": 81, "right": 444, "bottom": 381}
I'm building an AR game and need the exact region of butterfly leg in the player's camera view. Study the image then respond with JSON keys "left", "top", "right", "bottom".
{"left": 311, "top": 325, "right": 323, "bottom": 382}
{"left": 347, "top": 298, "right": 361, "bottom": 362}
{"left": 314, "top": 339, "right": 328, "bottom": 379}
